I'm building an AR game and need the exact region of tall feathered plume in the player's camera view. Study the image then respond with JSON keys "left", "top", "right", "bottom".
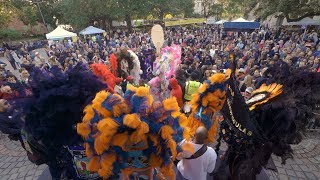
{"left": 90, "top": 63, "right": 115, "bottom": 93}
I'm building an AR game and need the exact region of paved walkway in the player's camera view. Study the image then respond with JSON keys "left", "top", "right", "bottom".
{"left": 0, "top": 133, "right": 47, "bottom": 180}
{"left": 0, "top": 49, "right": 49, "bottom": 180}
{"left": 1, "top": 131, "right": 319, "bottom": 180}
{"left": 267, "top": 130, "right": 320, "bottom": 180}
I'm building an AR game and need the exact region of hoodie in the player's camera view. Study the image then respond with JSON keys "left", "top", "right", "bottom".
{"left": 169, "top": 78, "right": 183, "bottom": 107}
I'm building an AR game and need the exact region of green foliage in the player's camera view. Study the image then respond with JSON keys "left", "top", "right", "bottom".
{"left": 203, "top": 0, "right": 246, "bottom": 20}
{"left": 36, "top": 0, "right": 60, "bottom": 28}
{"left": 147, "top": 0, "right": 188, "bottom": 20}
{"left": 224, "top": 0, "right": 320, "bottom": 22}
{"left": 55, "top": 0, "right": 194, "bottom": 30}
{"left": 55, "top": 0, "right": 90, "bottom": 30}
{"left": 180, "top": 0, "right": 195, "bottom": 18}
{"left": 2, "top": 0, "right": 195, "bottom": 32}
{"left": 34, "top": 24, "right": 41, "bottom": 33}
{"left": 213, "top": 0, "right": 244, "bottom": 20}
{"left": 251, "top": 0, "right": 320, "bottom": 21}
{"left": 0, "top": 28, "right": 22, "bottom": 40}
{"left": 208, "top": 4, "right": 224, "bottom": 20}
{"left": 19, "top": 6, "right": 38, "bottom": 26}
{"left": 0, "top": 1, "right": 16, "bottom": 27}
{"left": 10, "top": 0, "right": 38, "bottom": 26}
{"left": 22, "top": 25, "right": 29, "bottom": 34}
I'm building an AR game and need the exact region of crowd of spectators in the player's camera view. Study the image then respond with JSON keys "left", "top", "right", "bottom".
{"left": 0, "top": 25, "right": 319, "bottom": 102}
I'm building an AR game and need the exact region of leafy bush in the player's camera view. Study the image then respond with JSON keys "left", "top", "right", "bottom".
{"left": 0, "top": 28, "right": 22, "bottom": 40}
{"left": 34, "top": 25, "right": 41, "bottom": 33}
{"left": 22, "top": 25, "right": 30, "bottom": 35}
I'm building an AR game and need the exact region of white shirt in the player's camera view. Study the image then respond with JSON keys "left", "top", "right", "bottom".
{"left": 177, "top": 142, "right": 217, "bottom": 180}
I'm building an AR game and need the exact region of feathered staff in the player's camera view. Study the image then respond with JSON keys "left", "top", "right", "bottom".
{"left": 149, "top": 24, "right": 170, "bottom": 101}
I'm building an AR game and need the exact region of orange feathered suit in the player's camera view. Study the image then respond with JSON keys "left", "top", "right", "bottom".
{"left": 187, "top": 71, "right": 231, "bottom": 143}
{"left": 77, "top": 86, "right": 192, "bottom": 179}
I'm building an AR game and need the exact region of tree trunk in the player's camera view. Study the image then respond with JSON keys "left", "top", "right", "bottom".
{"left": 159, "top": 10, "right": 165, "bottom": 28}
{"left": 89, "top": 19, "right": 95, "bottom": 26}
{"left": 98, "top": 20, "right": 103, "bottom": 29}
{"left": 286, "top": 12, "right": 320, "bottom": 22}
{"left": 125, "top": 14, "right": 132, "bottom": 33}
{"left": 103, "top": 19, "right": 108, "bottom": 30}
{"left": 106, "top": 17, "right": 113, "bottom": 30}
{"left": 276, "top": 14, "right": 285, "bottom": 28}
{"left": 159, "top": 10, "right": 164, "bottom": 21}
{"left": 28, "top": 24, "right": 33, "bottom": 36}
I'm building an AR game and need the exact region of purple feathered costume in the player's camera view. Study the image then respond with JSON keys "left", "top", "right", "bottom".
{"left": 0, "top": 63, "right": 106, "bottom": 179}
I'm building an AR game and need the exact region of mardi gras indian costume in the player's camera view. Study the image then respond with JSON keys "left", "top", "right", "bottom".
{"left": 188, "top": 61, "right": 320, "bottom": 179}
{"left": 149, "top": 45, "right": 182, "bottom": 101}
{"left": 128, "top": 50, "right": 143, "bottom": 85}
{"left": 77, "top": 86, "right": 192, "bottom": 180}
{"left": 109, "top": 49, "right": 142, "bottom": 85}
{"left": 186, "top": 71, "right": 230, "bottom": 143}
{"left": 0, "top": 64, "right": 106, "bottom": 179}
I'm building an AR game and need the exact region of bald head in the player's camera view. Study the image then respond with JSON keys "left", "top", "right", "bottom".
{"left": 195, "top": 126, "right": 208, "bottom": 144}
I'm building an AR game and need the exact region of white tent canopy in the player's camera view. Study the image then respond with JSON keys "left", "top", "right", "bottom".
{"left": 46, "top": 27, "right": 77, "bottom": 40}
{"left": 79, "top": 26, "right": 106, "bottom": 35}
{"left": 215, "top": 20, "right": 227, "bottom": 24}
{"left": 231, "top": 18, "right": 252, "bottom": 22}
{"left": 283, "top": 17, "right": 320, "bottom": 26}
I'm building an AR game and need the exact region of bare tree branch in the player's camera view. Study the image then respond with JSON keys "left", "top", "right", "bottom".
{"left": 286, "top": 12, "right": 320, "bottom": 22}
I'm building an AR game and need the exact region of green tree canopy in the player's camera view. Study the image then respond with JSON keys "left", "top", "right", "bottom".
{"left": 0, "top": 0, "right": 16, "bottom": 27}
{"left": 56, "top": 0, "right": 194, "bottom": 31}
{"left": 250, "top": 0, "right": 320, "bottom": 22}
{"left": 147, "top": 0, "right": 194, "bottom": 20}
{"left": 205, "top": 0, "right": 245, "bottom": 20}
{"left": 19, "top": 6, "right": 38, "bottom": 26}
{"left": 208, "top": 3, "right": 224, "bottom": 20}
{"left": 56, "top": 0, "right": 150, "bottom": 31}
{"left": 207, "top": 0, "right": 320, "bottom": 22}
{"left": 2, "top": 0, "right": 195, "bottom": 32}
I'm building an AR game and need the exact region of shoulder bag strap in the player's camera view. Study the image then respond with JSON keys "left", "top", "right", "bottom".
{"left": 186, "top": 145, "right": 207, "bottom": 159}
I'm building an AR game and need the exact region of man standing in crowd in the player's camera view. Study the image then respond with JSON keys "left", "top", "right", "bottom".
{"left": 176, "top": 126, "right": 217, "bottom": 180}
{"left": 183, "top": 72, "right": 201, "bottom": 113}
{"left": 184, "top": 72, "right": 201, "bottom": 102}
